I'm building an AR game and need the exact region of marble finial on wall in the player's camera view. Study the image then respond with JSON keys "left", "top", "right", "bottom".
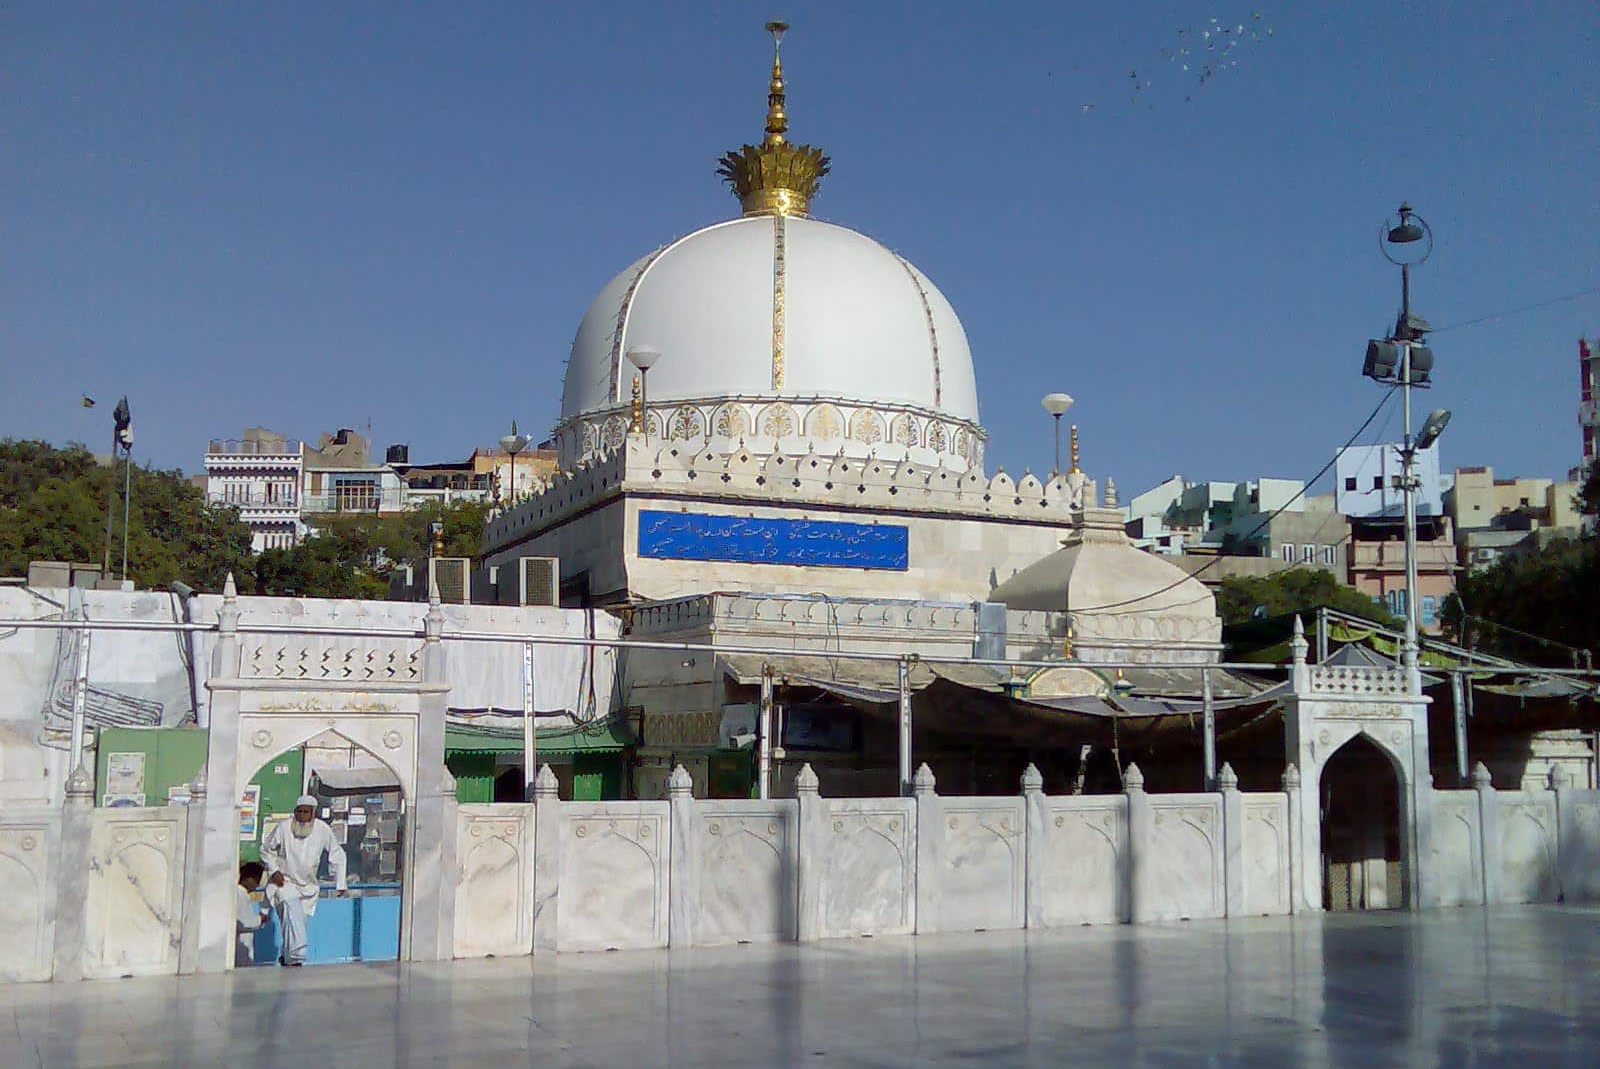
{"left": 912, "top": 762, "right": 937, "bottom": 795}
{"left": 668, "top": 763, "right": 693, "bottom": 798}
{"left": 794, "top": 762, "right": 820, "bottom": 796}
{"left": 1103, "top": 476, "right": 1117, "bottom": 507}
{"left": 66, "top": 764, "right": 94, "bottom": 802}
{"left": 1020, "top": 763, "right": 1044, "bottom": 795}
{"left": 1122, "top": 762, "right": 1145, "bottom": 792}
{"left": 534, "top": 763, "right": 560, "bottom": 799}
{"left": 1281, "top": 762, "right": 1301, "bottom": 791}
{"left": 1290, "top": 614, "right": 1308, "bottom": 664}
{"left": 1218, "top": 762, "right": 1239, "bottom": 791}
{"left": 1471, "top": 761, "right": 1493, "bottom": 790}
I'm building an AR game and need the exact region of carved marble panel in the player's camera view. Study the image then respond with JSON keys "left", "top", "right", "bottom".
{"left": 0, "top": 814, "right": 55, "bottom": 982}
{"left": 1040, "top": 800, "right": 1127, "bottom": 926}
{"left": 940, "top": 800, "right": 1024, "bottom": 932}
{"left": 84, "top": 810, "right": 186, "bottom": 979}
{"left": 820, "top": 801, "right": 914, "bottom": 938}
{"left": 454, "top": 805, "right": 533, "bottom": 958}
{"left": 1499, "top": 797, "right": 1558, "bottom": 904}
{"left": 1429, "top": 792, "right": 1480, "bottom": 908}
{"left": 1147, "top": 798, "right": 1224, "bottom": 921}
{"left": 559, "top": 803, "right": 670, "bottom": 951}
{"left": 696, "top": 801, "right": 798, "bottom": 944}
{"left": 1242, "top": 795, "right": 1291, "bottom": 916}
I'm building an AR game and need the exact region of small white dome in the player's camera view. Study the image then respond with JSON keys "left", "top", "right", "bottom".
{"left": 559, "top": 216, "right": 979, "bottom": 427}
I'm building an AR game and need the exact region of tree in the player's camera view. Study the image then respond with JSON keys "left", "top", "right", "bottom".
{"left": 1443, "top": 537, "right": 1599, "bottom": 666}
{"left": 0, "top": 439, "right": 255, "bottom": 591}
{"left": 1215, "top": 568, "right": 1399, "bottom": 629}
{"left": 254, "top": 499, "right": 491, "bottom": 598}
{"left": 1578, "top": 459, "right": 1600, "bottom": 518}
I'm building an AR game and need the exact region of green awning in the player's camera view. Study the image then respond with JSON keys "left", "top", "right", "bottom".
{"left": 445, "top": 719, "right": 634, "bottom": 757}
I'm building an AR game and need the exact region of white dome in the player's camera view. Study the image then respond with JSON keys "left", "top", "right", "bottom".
{"left": 560, "top": 215, "right": 980, "bottom": 430}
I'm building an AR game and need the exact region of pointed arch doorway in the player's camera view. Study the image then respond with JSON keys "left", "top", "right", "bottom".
{"left": 1320, "top": 734, "right": 1406, "bottom": 910}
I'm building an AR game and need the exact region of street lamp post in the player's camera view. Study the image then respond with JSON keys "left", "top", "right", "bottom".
{"left": 499, "top": 421, "right": 531, "bottom": 506}
{"left": 1040, "top": 393, "right": 1074, "bottom": 477}
{"left": 1363, "top": 203, "right": 1450, "bottom": 688}
{"left": 626, "top": 345, "right": 662, "bottom": 440}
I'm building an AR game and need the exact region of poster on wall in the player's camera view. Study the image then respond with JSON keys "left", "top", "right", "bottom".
{"left": 104, "top": 751, "right": 146, "bottom": 807}
{"left": 238, "top": 784, "right": 262, "bottom": 840}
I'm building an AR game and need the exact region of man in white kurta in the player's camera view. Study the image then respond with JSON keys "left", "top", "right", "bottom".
{"left": 261, "top": 795, "right": 347, "bottom": 966}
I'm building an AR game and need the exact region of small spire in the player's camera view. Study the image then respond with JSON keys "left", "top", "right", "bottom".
{"left": 912, "top": 762, "right": 937, "bottom": 795}
{"left": 763, "top": 20, "right": 789, "bottom": 146}
{"left": 1069, "top": 424, "right": 1080, "bottom": 474}
{"left": 1020, "top": 763, "right": 1044, "bottom": 795}
{"left": 630, "top": 374, "right": 643, "bottom": 433}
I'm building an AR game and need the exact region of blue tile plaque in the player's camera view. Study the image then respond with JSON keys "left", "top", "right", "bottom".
{"left": 637, "top": 510, "right": 909, "bottom": 571}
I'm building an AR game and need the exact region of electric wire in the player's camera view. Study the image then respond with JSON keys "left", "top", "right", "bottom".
{"left": 1073, "top": 387, "right": 1397, "bottom": 615}
{"left": 1429, "top": 285, "right": 1600, "bottom": 334}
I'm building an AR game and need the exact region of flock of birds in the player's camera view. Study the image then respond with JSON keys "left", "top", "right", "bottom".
{"left": 1078, "top": 12, "right": 1275, "bottom": 113}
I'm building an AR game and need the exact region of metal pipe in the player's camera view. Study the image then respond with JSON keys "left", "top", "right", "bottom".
{"left": 69, "top": 617, "right": 92, "bottom": 775}
{"left": 102, "top": 436, "right": 118, "bottom": 577}
{"left": 522, "top": 641, "right": 536, "bottom": 799}
{"left": 1400, "top": 340, "right": 1421, "bottom": 683}
{"left": 1450, "top": 669, "right": 1468, "bottom": 786}
{"left": 757, "top": 664, "right": 774, "bottom": 800}
{"left": 120, "top": 447, "right": 133, "bottom": 581}
{"left": 897, "top": 656, "right": 912, "bottom": 796}
{"left": 1201, "top": 666, "right": 1216, "bottom": 791}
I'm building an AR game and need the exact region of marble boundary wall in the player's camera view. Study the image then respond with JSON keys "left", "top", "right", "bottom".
{"left": 10, "top": 771, "right": 1600, "bottom": 982}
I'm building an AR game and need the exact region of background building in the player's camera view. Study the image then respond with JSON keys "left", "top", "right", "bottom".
{"left": 203, "top": 427, "right": 304, "bottom": 552}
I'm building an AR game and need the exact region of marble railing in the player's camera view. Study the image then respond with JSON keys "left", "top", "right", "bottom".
{"left": 1308, "top": 664, "right": 1410, "bottom": 696}
{"left": 238, "top": 640, "right": 423, "bottom": 683}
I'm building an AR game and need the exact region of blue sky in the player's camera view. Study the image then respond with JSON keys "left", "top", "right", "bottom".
{"left": 4, "top": 2, "right": 1595, "bottom": 495}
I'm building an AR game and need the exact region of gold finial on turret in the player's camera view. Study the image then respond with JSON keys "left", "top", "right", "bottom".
{"left": 717, "top": 20, "right": 830, "bottom": 217}
{"left": 630, "top": 374, "right": 643, "bottom": 433}
{"left": 1069, "top": 424, "right": 1081, "bottom": 474}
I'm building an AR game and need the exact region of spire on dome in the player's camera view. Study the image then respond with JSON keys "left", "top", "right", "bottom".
{"left": 717, "top": 20, "right": 830, "bottom": 218}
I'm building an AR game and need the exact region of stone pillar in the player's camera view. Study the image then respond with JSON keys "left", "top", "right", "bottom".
{"left": 1282, "top": 763, "right": 1303, "bottom": 914}
{"left": 794, "top": 763, "right": 824, "bottom": 943}
{"left": 667, "top": 764, "right": 697, "bottom": 947}
{"left": 1021, "top": 763, "right": 1047, "bottom": 929}
{"left": 1550, "top": 767, "right": 1575, "bottom": 902}
{"left": 912, "top": 763, "right": 941, "bottom": 935}
{"left": 1124, "top": 763, "right": 1153, "bottom": 924}
{"left": 194, "top": 573, "right": 243, "bottom": 973}
{"left": 51, "top": 765, "right": 94, "bottom": 981}
{"left": 1218, "top": 763, "right": 1246, "bottom": 917}
{"left": 407, "top": 590, "right": 457, "bottom": 962}
{"left": 531, "top": 764, "right": 561, "bottom": 953}
{"left": 177, "top": 770, "right": 209, "bottom": 973}
{"left": 1473, "top": 762, "right": 1500, "bottom": 906}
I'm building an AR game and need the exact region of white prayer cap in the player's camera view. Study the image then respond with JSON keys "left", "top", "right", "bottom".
{"left": 295, "top": 795, "right": 317, "bottom": 808}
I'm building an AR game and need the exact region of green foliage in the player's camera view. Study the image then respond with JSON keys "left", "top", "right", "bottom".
{"left": 254, "top": 499, "right": 490, "bottom": 598}
{"left": 1215, "top": 568, "right": 1399, "bottom": 628}
{"left": 1444, "top": 537, "right": 1600, "bottom": 665}
{"left": 0, "top": 439, "right": 254, "bottom": 591}
{"left": 1579, "top": 460, "right": 1600, "bottom": 518}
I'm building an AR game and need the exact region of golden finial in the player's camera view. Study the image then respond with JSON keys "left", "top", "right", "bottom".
{"left": 717, "top": 20, "right": 830, "bottom": 217}
{"left": 630, "top": 374, "right": 643, "bottom": 432}
{"left": 764, "top": 20, "right": 788, "bottom": 146}
{"left": 1069, "top": 424, "right": 1081, "bottom": 474}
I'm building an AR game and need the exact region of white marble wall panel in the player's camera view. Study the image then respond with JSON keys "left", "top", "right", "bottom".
{"left": 938, "top": 798, "right": 1024, "bottom": 932}
{"left": 818, "top": 799, "right": 915, "bottom": 938}
{"left": 454, "top": 804, "right": 535, "bottom": 959}
{"left": 558, "top": 802, "right": 669, "bottom": 952}
{"left": 1498, "top": 793, "right": 1559, "bottom": 904}
{"left": 1557, "top": 791, "right": 1600, "bottom": 901}
{"left": 694, "top": 800, "right": 798, "bottom": 945}
{"left": 1428, "top": 791, "right": 1482, "bottom": 908}
{"left": 83, "top": 808, "right": 186, "bottom": 979}
{"left": 1038, "top": 798, "right": 1128, "bottom": 926}
{"left": 1146, "top": 796, "right": 1225, "bottom": 921}
{"left": 1241, "top": 795, "right": 1290, "bottom": 916}
{"left": 0, "top": 807, "right": 58, "bottom": 982}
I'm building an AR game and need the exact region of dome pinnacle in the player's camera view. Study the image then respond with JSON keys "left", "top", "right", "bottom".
{"left": 717, "top": 20, "right": 830, "bottom": 217}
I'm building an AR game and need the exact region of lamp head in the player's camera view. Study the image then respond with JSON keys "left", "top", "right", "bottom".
{"left": 1415, "top": 408, "right": 1452, "bottom": 451}
{"left": 1041, "top": 392, "right": 1074, "bottom": 417}
{"left": 626, "top": 345, "right": 662, "bottom": 372}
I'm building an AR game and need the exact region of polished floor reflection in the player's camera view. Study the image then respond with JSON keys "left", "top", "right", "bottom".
{"left": 4, "top": 906, "right": 1597, "bottom": 1068}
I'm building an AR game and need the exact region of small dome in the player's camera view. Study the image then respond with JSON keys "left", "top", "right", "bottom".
{"left": 559, "top": 215, "right": 979, "bottom": 426}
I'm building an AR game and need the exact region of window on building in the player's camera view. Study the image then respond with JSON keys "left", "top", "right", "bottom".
{"left": 1280, "top": 543, "right": 1296, "bottom": 562}
{"left": 1387, "top": 589, "right": 1408, "bottom": 616}
{"left": 1372, "top": 476, "right": 1383, "bottom": 490}
{"left": 1321, "top": 545, "right": 1336, "bottom": 565}
{"left": 1421, "top": 595, "right": 1438, "bottom": 626}
{"left": 1344, "top": 477, "right": 1357, "bottom": 491}
{"left": 1300, "top": 544, "right": 1316, "bottom": 563}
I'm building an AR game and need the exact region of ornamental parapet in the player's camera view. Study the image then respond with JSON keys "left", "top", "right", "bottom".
{"left": 482, "top": 433, "right": 1096, "bottom": 553}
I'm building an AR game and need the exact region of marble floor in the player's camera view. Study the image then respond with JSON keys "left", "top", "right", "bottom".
{"left": 4, "top": 906, "right": 1597, "bottom": 1068}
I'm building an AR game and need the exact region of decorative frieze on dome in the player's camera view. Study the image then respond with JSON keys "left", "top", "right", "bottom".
{"left": 553, "top": 395, "right": 986, "bottom": 472}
